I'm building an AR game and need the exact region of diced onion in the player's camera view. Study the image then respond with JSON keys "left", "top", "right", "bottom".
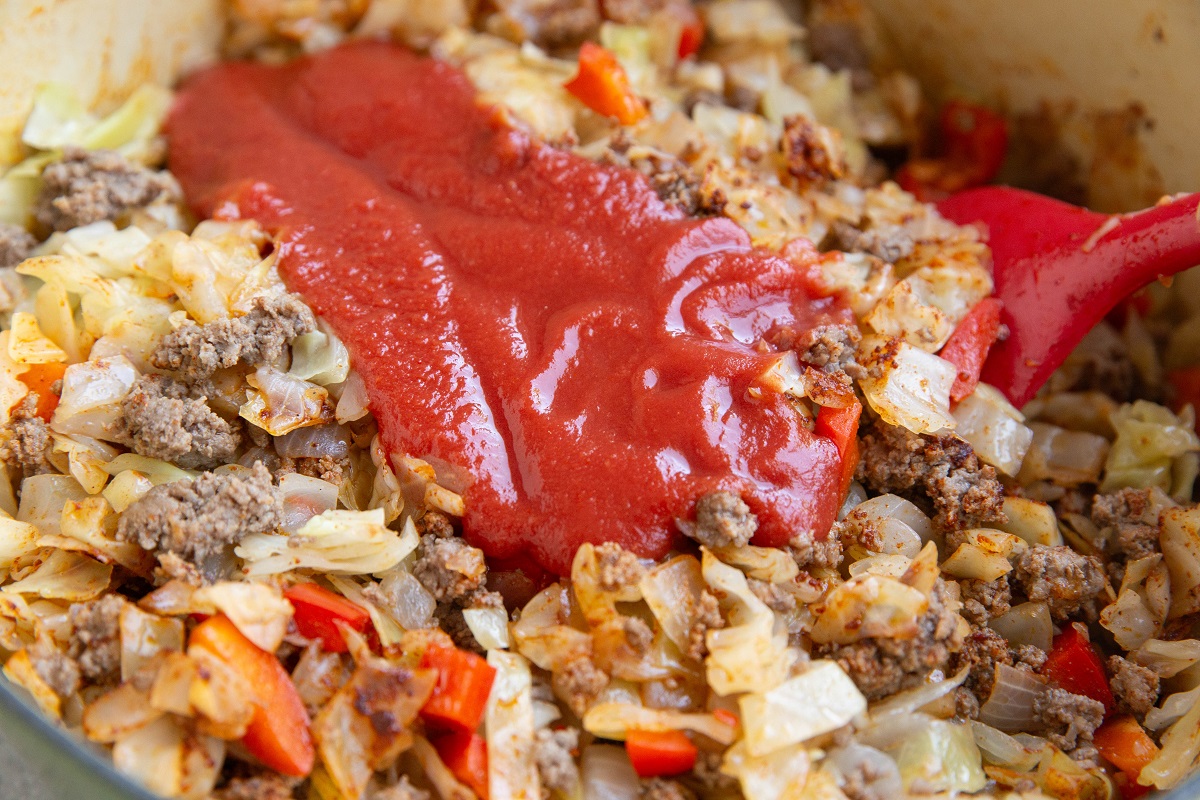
{"left": 978, "top": 665, "right": 1047, "bottom": 732}
{"left": 989, "top": 602, "right": 1053, "bottom": 652}
{"left": 952, "top": 383, "right": 1033, "bottom": 477}
{"left": 580, "top": 745, "right": 639, "bottom": 800}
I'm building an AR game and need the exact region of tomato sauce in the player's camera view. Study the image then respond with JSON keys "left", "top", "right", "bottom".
{"left": 168, "top": 42, "right": 850, "bottom": 575}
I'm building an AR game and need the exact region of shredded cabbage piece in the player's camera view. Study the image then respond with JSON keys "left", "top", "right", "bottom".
{"left": 486, "top": 650, "right": 540, "bottom": 800}
{"left": 739, "top": 660, "right": 866, "bottom": 756}
{"left": 701, "top": 548, "right": 796, "bottom": 696}
{"left": 236, "top": 508, "right": 416, "bottom": 576}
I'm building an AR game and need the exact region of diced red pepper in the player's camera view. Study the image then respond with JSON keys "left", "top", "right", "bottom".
{"left": 1168, "top": 365, "right": 1200, "bottom": 433}
{"left": 676, "top": 7, "right": 705, "bottom": 59}
{"left": 625, "top": 729, "right": 698, "bottom": 777}
{"left": 712, "top": 708, "right": 739, "bottom": 730}
{"left": 189, "top": 615, "right": 314, "bottom": 776}
{"left": 1112, "top": 772, "right": 1153, "bottom": 800}
{"left": 17, "top": 362, "right": 67, "bottom": 422}
{"left": 432, "top": 730, "right": 489, "bottom": 800}
{"left": 419, "top": 644, "right": 497, "bottom": 733}
{"left": 564, "top": 42, "right": 648, "bottom": 125}
{"left": 939, "top": 297, "right": 1004, "bottom": 403}
{"left": 1094, "top": 716, "right": 1159, "bottom": 782}
{"left": 816, "top": 400, "right": 862, "bottom": 498}
{"left": 1040, "top": 624, "right": 1116, "bottom": 714}
{"left": 896, "top": 100, "right": 1008, "bottom": 202}
{"left": 283, "top": 582, "right": 372, "bottom": 653}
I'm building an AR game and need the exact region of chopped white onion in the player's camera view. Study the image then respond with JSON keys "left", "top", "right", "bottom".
{"left": 988, "top": 602, "right": 1053, "bottom": 652}
{"left": 274, "top": 424, "right": 352, "bottom": 460}
{"left": 952, "top": 383, "right": 1033, "bottom": 477}
{"left": 978, "top": 665, "right": 1047, "bottom": 732}
{"left": 50, "top": 355, "right": 139, "bottom": 439}
{"left": 580, "top": 745, "right": 640, "bottom": 800}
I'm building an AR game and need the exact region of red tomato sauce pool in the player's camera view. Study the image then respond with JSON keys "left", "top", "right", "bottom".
{"left": 168, "top": 42, "right": 850, "bottom": 575}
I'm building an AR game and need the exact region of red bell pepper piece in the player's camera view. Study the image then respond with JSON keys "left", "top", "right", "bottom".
{"left": 283, "top": 582, "right": 372, "bottom": 653}
{"left": 816, "top": 400, "right": 862, "bottom": 498}
{"left": 419, "top": 644, "right": 497, "bottom": 733}
{"left": 676, "top": 7, "right": 705, "bottom": 59}
{"left": 896, "top": 100, "right": 1008, "bottom": 202}
{"left": 1168, "top": 365, "right": 1200, "bottom": 433}
{"left": 1040, "top": 624, "right": 1116, "bottom": 714}
{"left": 1112, "top": 772, "right": 1152, "bottom": 800}
{"left": 189, "top": 615, "right": 314, "bottom": 776}
{"left": 17, "top": 362, "right": 67, "bottom": 422}
{"left": 432, "top": 730, "right": 490, "bottom": 800}
{"left": 939, "top": 297, "right": 1004, "bottom": 403}
{"left": 625, "top": 729, "right": 698, "bottom": 777}
{"left": 1094, "top": 716, "right": 1159, "bottom": 782}
{"left": 564, "top": 42, "right": 648, "bottom": 125}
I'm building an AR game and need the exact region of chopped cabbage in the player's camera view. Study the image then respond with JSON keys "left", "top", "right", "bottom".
{"left": 1102, "top": 400, "right": 1200, "bottom": 500}
{"left": 739, "top": 660, "right": 866, "bottom": 756}
{"left": 236, "top": 508, "right": 417, "bottom": 576}
{"left": 2, "top": 549, "right": 111, "bottom": 601}
{"left": 952, "top": 383, "right": 1034, "bottom": 477}
{"left": 701, "top": 549, "right": 796, "bottom": 696}
{"left": 859, "top": 337, "right": 957, "bottom": 434}
{"left": 190, "top": 582, "right": 292, "bottom": 653}
{"left": 720, "top": 741, "right": 810, "bottom": 800}
{"left": 486, "top": 650, "right": 540, "bottom": 800}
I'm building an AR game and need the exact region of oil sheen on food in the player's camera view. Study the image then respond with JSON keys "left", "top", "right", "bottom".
{"left": 168, "top": 42, "right": 850, "bottom": 575}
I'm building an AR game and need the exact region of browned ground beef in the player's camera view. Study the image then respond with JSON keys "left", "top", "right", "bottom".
{"left": 114, "top": 374, "right": 241, "bottom": 469}
{"left": 534, "top": 727, "right": 580, "bottom": 795}
{"left": 412, "top": 535, "right": 486, "bottom": 603}
{"left": 294, "top": 454, "right": 349, "bottom": 486}
{"left": 1013, "top": 545, "right": 1106, "bottom": 621}
{"left": 213, "top": 774, "right": 301, "bottom": 800}
{"left": 0, "top": 394, "right": 53, "bottom": 481}
{"left": 594, "top": 541, "right": 646, "bottom": 591}
{"left": 553, "top": 655, "right": 609, "bottom": 716}
{"left": 1108, "top": 655, "right": 1160, "bottom": 718}
{"left": 116, "top": 462, "right": 282, "bottom": 569}
{"left": 749, "top": 578, "right": 797, "bottom": 613}
{"left": 151, "top": 294, "right": 316, "bottom": 382}
{"left": 823, "top": 581, "right": 963, "bottom": 700}
{"left": 1091, "top": 487, "right": 1165, "bottom": 562}
{"left": 856, "top": 417, "right": 1006, "bottom": 534}
{"left": 0, "top": 222, "right": 35, "bottom": 267}
{"left": 34, "top": 147, "right": 178, "bottom": 232}
{"left": 953, "top": 627, "right": 1013, "bottom": 701}
{"left": 641, "top": 778, "right": 697, "bottom": 800}
{"left": 830, "top": 220, "right": 916, "bottom": 264}
{"left": 687, "top": 589, "right": 724, "bottom": 661}
{"left": 1033, "top": 687, "right": 1105, "bottom": 751}
{"left": 789, "top": 322, "right": 866, "bottom": 378}
{"left": 958, "top": 575, "right": 1012, "bottom": 626}
{"left": 678, "top": 491, "right": 757, "bottom": 549}
{"left": 67, "top": 595, "right": 125, "bottom": 683}
{"left": 27, "top": 638, "right": 80, "bottom": 699}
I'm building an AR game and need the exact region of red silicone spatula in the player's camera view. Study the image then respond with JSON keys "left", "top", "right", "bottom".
{"left": 936, "top": 187, "right": 1200, "bottom": 407}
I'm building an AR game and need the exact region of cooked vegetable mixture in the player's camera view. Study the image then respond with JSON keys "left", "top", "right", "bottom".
{"left": 0, "top": 2, "right": 1198, "bottom": 800}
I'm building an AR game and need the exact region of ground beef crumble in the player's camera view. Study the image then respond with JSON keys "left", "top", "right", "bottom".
{"left": 412, "top": 535, "right": 486, "bottom": 603}
{"left": 824, "top": 581, "right": 964, "bottom": 700}
{"left": 534, "top": 727, "right": 580, "bottom": 795}
{"left": 952, "top": 627, "right": 1012, "bottom": 701}
{"left": 830, "top": 220, "right": 916, "bottom": 264}
{"left": 67, "top": 594, "right": 125, "bottom": 683}
{"left": 34, "top": 147, "right": 178, "bottom": 233}
{"left": 856, "top": 417, "right": 1006, "bottom": 534}
{"left": 678, "top": 491, "right": 757, "bottom": 550}
{"left": 958, "top": 575, "right": 1012, "bottom": 626}
{"left": 1033, "top": 687, "right": 1105, "bottom": 752}
{"left": 687, "top": 589, "right": 724, "bottom": 661}
{"left": 0, "top": 394, "right": 53, "bottom": 481}
{"left": 552, "top": 655, "right": 609, "bottom": 716}
{"left": 787, "top": 322, "right": 866, "bottom": 379}
{"left": 1091, "top": 487, "right": 1166, "bottom": 562}
{"left": 1108, "top": 655, "right": 1159, "bottom": 718}
{"left": 27, "top": 638, "right": 80, "bottom": 699}
{"left": 641, "top": 778, "right": 696, "bottom": 800}
{"left": 748, "top": 578, "right": 797, "bottom": 613}
{"left": 594, "top": 541, "right": 645, "bottom": 591}
{"left": 114, "top": 374, "right": 241, "bottom": 469}
{"left": 0, "top": 222, "right": 36, "bottom": 267}
{"left": 151, "top": 294, "right": 316, "bottom": 382}
{"left": 1013, "top": 545, "right": 1106, "bottom": 621}
{"left": 116, "top": 462, "right": 282, "bottom": 570}
{"left": 213, "top": 773, "right": 301, "bottom": 800}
